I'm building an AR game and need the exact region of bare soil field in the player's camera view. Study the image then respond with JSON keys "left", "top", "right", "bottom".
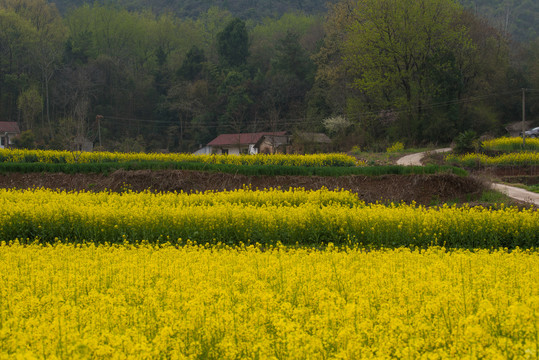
{"left": 0, "top": 170, "right": 486, "bottom": 205}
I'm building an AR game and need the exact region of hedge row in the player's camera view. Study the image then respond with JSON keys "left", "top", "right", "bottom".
{"left": 0, "top": 161, "right": 468, "bottom": 177}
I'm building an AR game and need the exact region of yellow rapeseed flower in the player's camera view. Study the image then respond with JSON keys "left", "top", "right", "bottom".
{"left": 0, "top": 188, "right": 536, "bottom": 247}
{"left": 0, "top": 148, "right": 359, "bottom": 167}
{"left": 0, "top": 243, "right": 536, "bottom": 359}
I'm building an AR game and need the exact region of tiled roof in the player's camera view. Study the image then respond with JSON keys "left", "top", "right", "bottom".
{"left": 208, "top": 132, "right": 287, "bottom": 146}
{"left": 0, "top": 122, "right": 20, "bottom": 134}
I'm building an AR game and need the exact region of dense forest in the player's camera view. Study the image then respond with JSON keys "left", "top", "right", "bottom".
{"left": 459, "top": 0, "right": 539, "bottom": 42}
{"left": 50, "top": 0, "right": 539, "bottom": 43}
{"left": 0, "top": 0, "right": 538, "bottom": 152}
{"left": 51, "top": 0, "right": 335, "bottom": 21}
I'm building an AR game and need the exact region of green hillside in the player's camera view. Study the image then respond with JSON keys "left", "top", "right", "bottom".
{"left": 51, "top": 0, "right": 336, "bottom": 19}
{"left": 459, "top": 0, "right": 539, "bottom": 42}
{"left": 49, "top": 0, "right": 538, "bottom": 42}
{"left": 2, "top": 0, "right": 536, "bottom": 154}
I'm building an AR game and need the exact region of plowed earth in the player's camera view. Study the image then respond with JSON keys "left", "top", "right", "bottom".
{"left": 0, "top": 170, "right": 486, "bottom": 205}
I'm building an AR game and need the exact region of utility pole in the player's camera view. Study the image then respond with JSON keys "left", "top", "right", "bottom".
{"left": 522, "top": 89, "right": 526, "bottom": 148}
{"left": 96, "top": 115, "right": 103, "bottom": 148}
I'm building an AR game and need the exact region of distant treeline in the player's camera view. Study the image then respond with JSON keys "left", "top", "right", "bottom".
{"left": 0, "top": 0, "right": 538, "bottom": 153}
{"left": 50, "top": 0, "right": 539, "bottom": 43}
{"left": 51, "top": 0, "right": 336, "bottom": 21}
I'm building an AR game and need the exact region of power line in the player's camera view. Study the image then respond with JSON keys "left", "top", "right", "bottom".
{"left": 99, "top": 117, "right": 322, "bottom": 131}
{"left": 104, "top": 115, "right": 172, "bottom": 124}
{"left": 97, "top": 89, "right": 533, "bottom": 131}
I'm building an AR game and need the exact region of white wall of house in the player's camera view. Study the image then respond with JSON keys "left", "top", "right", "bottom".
{"left": 225, "top": 146, "right": 241, "bottom": 155}
{"left": 194, "top": 145, "right": 213, "bottom": 155}
{"left": 0, "top": 134, "right": 15, "bottom": 149}
{"left": 195, "top": 143, "right": 260, "bottom": 155}
{"left": 212, "top": 145, "right": 259, "bottom": 155}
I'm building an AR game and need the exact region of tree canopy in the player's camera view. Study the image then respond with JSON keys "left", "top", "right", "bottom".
{"left": 342, "top": 0, "right": 477, "bottom": 143}
{"left": 0, "top": 0, "right": 536, "bottom": 152}
{"left": 217, "top": 18, "right": 249, "bottom": 68}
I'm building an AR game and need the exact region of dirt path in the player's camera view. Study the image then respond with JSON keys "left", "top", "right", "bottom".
{"left": 396, "top": 148, "right": 452, "bottom": 166}
{"left": 490, "top": 183, "right": 539, "bottom": 206}
{"left": 397, "top": 148, "right": 539, "bottom": 206}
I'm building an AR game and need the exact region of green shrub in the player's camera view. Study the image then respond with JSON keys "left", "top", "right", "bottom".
{"left": 453, "top": 131, "right": 480, "bottom": 154}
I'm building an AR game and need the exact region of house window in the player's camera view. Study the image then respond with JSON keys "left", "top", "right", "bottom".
{"left": 0, "top": 137, "right": 5, "bottom": 146}
{"left": 241, "top": 148, "right": 248, "bottom": 154}
{"left": 222, "top": 149, "right": 228, "bottom": 155}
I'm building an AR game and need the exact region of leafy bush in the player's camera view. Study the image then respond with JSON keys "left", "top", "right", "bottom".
{"left": 12, "top": 130, "right": 36, "bottom": 149}
{"left": 453, "top": 131, "right": 480, "bottom": 154}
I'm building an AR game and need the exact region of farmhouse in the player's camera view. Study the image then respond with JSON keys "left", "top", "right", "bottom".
{"left": 292, "top": 132, "right": 332, "bottom": 153}
{"left": 195, "top": 131, "right": 334, "bottom": 155}
{"left": 255, "top": 134, "right": 291, "bottom": 154}
{"left": 200, "top": 132, "right": 288, "bottom": 155}
{"left": 0, "top": 121, "right": 20, "bottom": 149}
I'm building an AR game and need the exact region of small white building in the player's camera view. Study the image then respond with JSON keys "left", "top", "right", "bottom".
{"left": 203, "top": 132, "right": 288, "bottom": 155}
{"left": 0, "top": 122, "right": 20, "bottom": 149}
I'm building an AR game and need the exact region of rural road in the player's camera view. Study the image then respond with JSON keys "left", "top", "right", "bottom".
{"left": 396, "top": 148, "right": 452, "bottom": 166}
{"left": 397, "top": 148, "right": 539, "bottom": 206}
{"left": 490, "top": 183, "right": 539, "bottom": 206}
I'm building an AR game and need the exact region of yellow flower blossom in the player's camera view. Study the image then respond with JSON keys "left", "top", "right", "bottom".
{"left": 0, "top": 148, "right": 359, "bottom": 167}
{"left": 0, "top": 188, "right": 535, "bottom": 247}
{"left": 445, "top": 151, "right": 539, "bottom": 167}
{"left": 0, "top": 243, "right": 536, "bottom": 359}
{"left": 482, "top": 137, "right": 539, "bottom": 152}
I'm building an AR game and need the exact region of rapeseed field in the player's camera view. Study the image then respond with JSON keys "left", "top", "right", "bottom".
{"left": 0, "top": 242, "right": 536, "bottom": 359}
{"left": 0, "top": 149, "right": 358, "bottom": 167}
{"left": 482, "top": 137, "right": 539, "bottom": 152}
{"left": 0, "top": 177, "right": 536, "bottom": 358}
{"left": 445, "top": 151, "right": 539, "bottom": 167}
{"left": 0, "top": 188, "right": 536, "bottom": 248}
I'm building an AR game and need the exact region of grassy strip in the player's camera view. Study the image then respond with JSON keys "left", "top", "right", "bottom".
{"left": 0, "top": 161, "right": 468, "bottom": 177}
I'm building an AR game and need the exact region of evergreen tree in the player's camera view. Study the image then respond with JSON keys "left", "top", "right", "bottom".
{"left": 217, "top": 18, "right": 249, "bottom": 68}
{"left": 177, "top": 46, "right": 206, "bottom": 81}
